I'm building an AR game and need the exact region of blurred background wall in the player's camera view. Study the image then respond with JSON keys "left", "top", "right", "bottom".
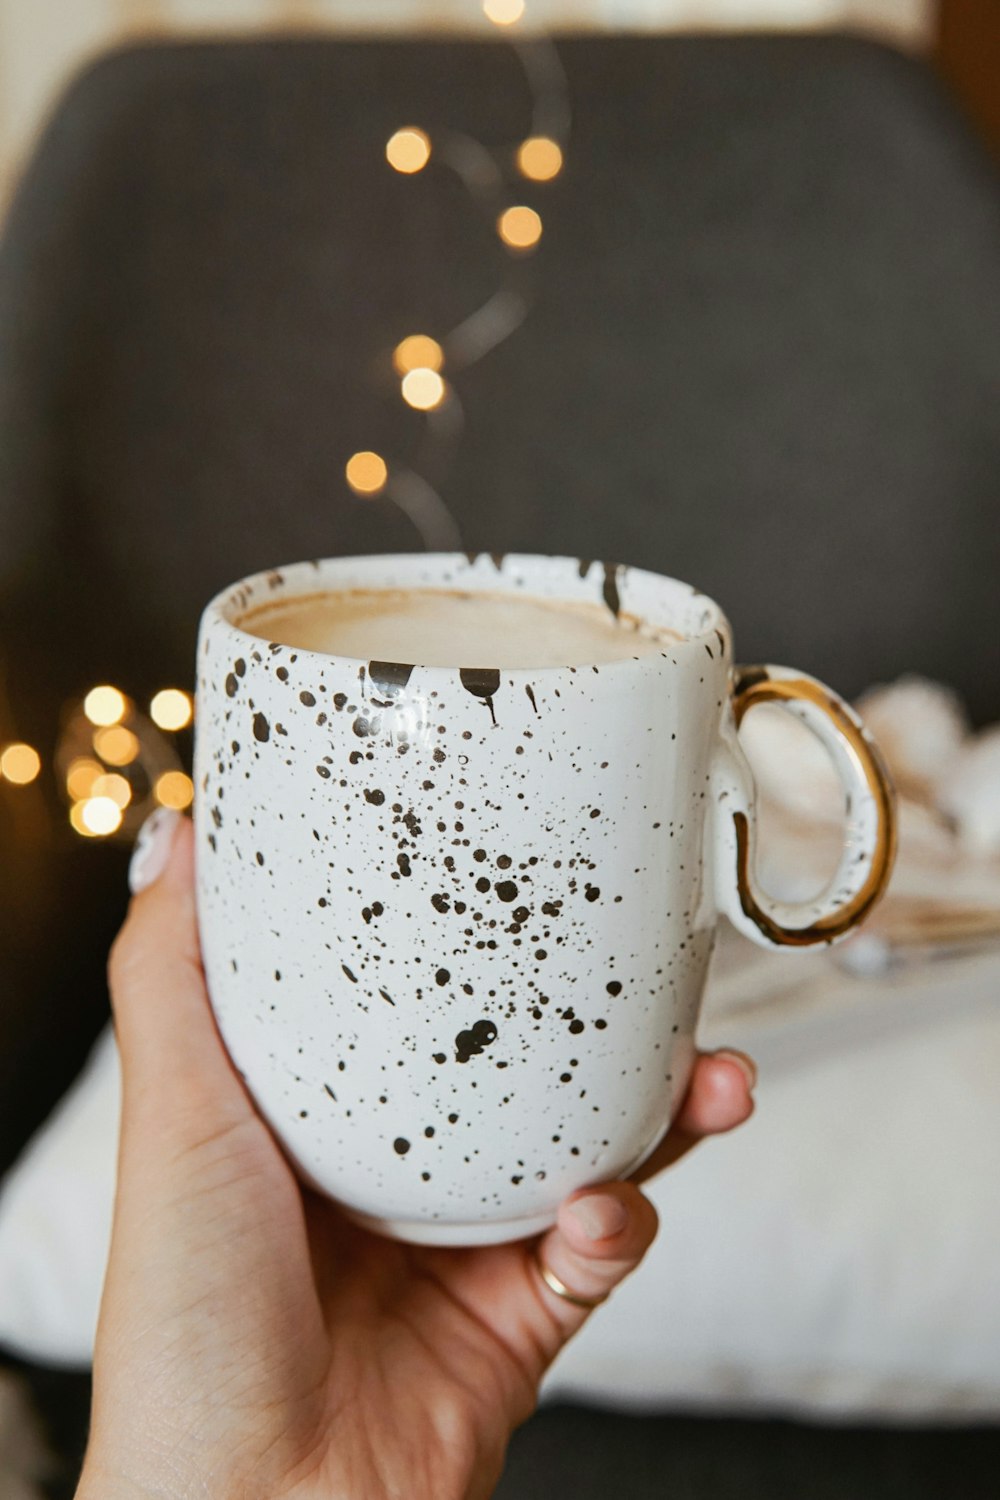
{"left": 0, "top": 0, "right": 934, "bottom": 210}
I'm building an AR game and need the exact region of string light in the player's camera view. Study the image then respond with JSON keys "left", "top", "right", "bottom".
{"left": 484, "top": 0, "right": 525, "bottom": 24}
{"left": 0, "top": 742, "right": 41, "bottom": 785}
{"left": 83, "top": 685, "right": 126, "bottom": 727}
{"left": 66, "top": 757, "right": 104, "bottom": 800}
{"left": 517, "top": 136, "right": 563, "bottom": 181}
{"left": 150, "top": 688, "right": 193, "bottom": 731}
{"left": 93, "top": 725, "right": 139, "bottom": 766}
{"left": 401, "top": 368, "right": 446, "bottom": 412}
{"left": 386, "top": 128, "right": 431, "bottom": 174}
{"left": 155, "top": 770, "right": 194, "bottom": 810}
{"left": 498, "top": 204, "right": 543, "bottom": 250}
{"left": 345, "top": 451, "right": 388, "bottom": 496}
{"left": 78, "top": 796, "right": 123, "bottom": 837}
{"left": 346, "top": 31, "right": 567, "bottom": 541}
{"left": 393, "top": 334, "right": 444, "bottom": 376}
{"left": 92, "top": 773, "right": 132, "bottom": 809}
{"left": 69, "top": 802, "right": 97, "bottom": 837}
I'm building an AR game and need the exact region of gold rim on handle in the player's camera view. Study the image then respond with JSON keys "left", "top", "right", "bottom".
{"left": 730, "top": 672, "right": 897, "bottom": 947}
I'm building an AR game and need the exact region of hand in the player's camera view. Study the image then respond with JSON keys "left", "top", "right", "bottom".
{"left": 79, "top": 813, "right": 755, "bottom": 1500}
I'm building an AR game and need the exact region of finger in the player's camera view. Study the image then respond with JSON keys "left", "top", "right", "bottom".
{"left": 109, "top": 813, "right": 253, "bottom": 1143}
{"left": 418, "top": 1177, "right": 660, "bottom": 1429}
{"left": 527, "top": 1180, "right": 660, "bottom": 1343}
{"left": 632, "top": 1048, "right": 756, "bottom": 1184}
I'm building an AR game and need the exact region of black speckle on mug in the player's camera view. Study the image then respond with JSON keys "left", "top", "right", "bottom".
{"left": 455, "top": 1019, "right": 498, "bottom": 1063}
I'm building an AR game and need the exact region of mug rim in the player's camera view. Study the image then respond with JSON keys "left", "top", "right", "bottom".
{"left": 201, "top": 552, "right": 730, "bottom": 676}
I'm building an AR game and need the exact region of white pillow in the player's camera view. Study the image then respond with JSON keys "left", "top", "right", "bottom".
{"left": 2, "top": 942, "right": 999, "bottom": 1421}
{"left": 546, "top": 942, "right": 1000, "bottom": 1419}
{"left": 0, "top": 1027, "right": 118, "bottom": 1367}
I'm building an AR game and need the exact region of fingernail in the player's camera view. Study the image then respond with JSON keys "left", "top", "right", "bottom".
{"left": 714, "top": 1049, "right": 758, "bottom": 1090}
{"left": 128, "top": 808, "right": 182, "bottom": 894}
{"left": 567, "top": 1194, "right": 629, "bottom": 1241}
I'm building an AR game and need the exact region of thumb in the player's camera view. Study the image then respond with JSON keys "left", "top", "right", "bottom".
{"left": 109, "top": 811, "right": 251, "bottom": 1148}
{"left": 529, "top": 1181, "right": 660, "bottom": 1340}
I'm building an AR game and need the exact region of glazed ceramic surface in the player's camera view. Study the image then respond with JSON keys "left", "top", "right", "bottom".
{"left": 195, "top": 554, "right": 894, "bottom": 1244}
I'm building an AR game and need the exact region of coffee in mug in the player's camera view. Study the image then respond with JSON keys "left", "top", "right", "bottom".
{"left": 238, "top": 586, "right": 682, "bottom": 666}
{"left": 194, "top": 553, "right": 895, "bottom": 1246}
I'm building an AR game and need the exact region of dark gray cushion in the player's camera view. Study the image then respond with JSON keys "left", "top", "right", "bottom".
{"left": 2, "top": 34, "right": 999, "bottom": 714}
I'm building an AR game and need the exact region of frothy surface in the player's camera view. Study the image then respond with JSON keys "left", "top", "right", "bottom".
{"left": 238, "top": 587, "right": 682, "bottom": 668}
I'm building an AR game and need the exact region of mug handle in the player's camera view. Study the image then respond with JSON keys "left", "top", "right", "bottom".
{"left": 713, "top": 664, "right": 897, "bottom": 949}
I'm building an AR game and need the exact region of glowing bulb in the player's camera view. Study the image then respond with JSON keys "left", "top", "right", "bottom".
{"left": 517, "top": 136, "right": 563, "bottom": 182}
{"left": 94, "top": 725, "right": 139, "bottom": 766}
{"left": 401, "top": 367, "right": 446, "bottom": 412}
{"left": 92, "top": 773, "right": 132, "bottom": 809}
{"left": 484, "top": 0, "right": 525, "bottom": 24}
{"left": 155, "top": 770, "right": 194, "bottom": 810}
{"left": 345, "top": 451, "right": 388, "bottom": 496}
{"left": 386, "top": 128, "right": 431, "bottom": 174}
{"left": 393, "top": 334, "right": 444, "bottom": 376}
{"left": 69, "top": 801, "right": 96, "bottom": 837}
{"left": 84, "top": 685, "right": 127, "bottom": 726}
{"left": 80, "top": 796, "right": 123, "bottom": 836}
{"left": 150, "top": 688, "right": 193, "bottom": 731}
{"left": 0, "top": 742, "right": 41, "bottom": 785}
{"left": 498, "top": 204, "right": 542, "bottom": 250}
{"left": 67, "top": 757, "right": 104, "bottom": 800}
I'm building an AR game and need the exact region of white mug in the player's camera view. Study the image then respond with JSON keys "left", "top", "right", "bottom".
{"left": 194, "top": 553, "right": 895, "bottom": 1245}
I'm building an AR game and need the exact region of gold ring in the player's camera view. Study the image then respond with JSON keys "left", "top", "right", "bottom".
{"left": 534, "top": 1249, "right": 607, "bottom": 1310}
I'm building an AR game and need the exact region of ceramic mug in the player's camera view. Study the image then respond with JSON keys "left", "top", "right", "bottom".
{"left": 194, "top": 553, "right": 895, "bottom": 1245}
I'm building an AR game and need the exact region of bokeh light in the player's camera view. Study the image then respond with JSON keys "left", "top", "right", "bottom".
{"left": 66, "top": 757, "right": 104, "bottom": 801}
{"left": 393, "top": 334, "right": 444, "bottom": 376}
{"left": 498, "top": 204, "right": 543, "bottom": 250}
{"left": 0, "top": 742, "right": 41, "bottom": 785}
{"left": 517, "top": 136, "right": 563, "bottom": 181}
{"left": 155, "top": 770, "right": 194, "bottom": 810}
{"left": 69, "top": 802, "right": 96, "bottom": 837}
{"left": 77, "top": 796, "right": 123, "bottom": 837}
{"left": 401, "top": 368, "right": 446, "bottom": 412}
{"left": 386, "top": 128, "right": 431, "bottom": 174}
{"left": 150, "top": 688, "right": 193, "bottom": 731}
{"left": 94, "top": 725, "right": 139, "bottom": 766}
{"left": 83, "top": 685, "right": 126, "bottom": 727}
{"left": 484, "top": 0, "right": 525, "bottom": 24}
{"left": 91, "top": 773, "right": 132, "bottom": 810}
{"left": 345, "top": 451, "right": 388, "bottom": 496}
